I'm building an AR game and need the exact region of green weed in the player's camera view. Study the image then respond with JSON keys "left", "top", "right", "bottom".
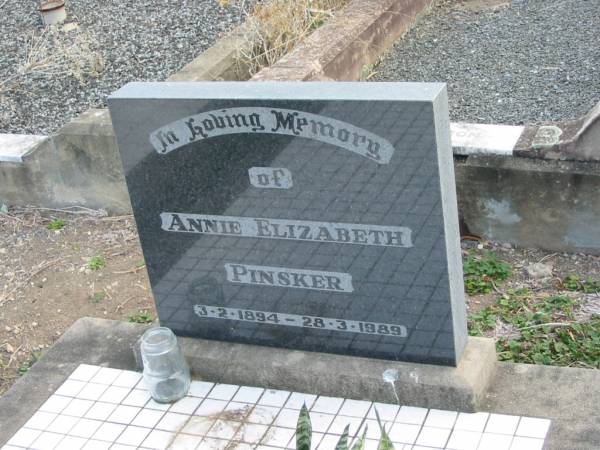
{"left": 46, "top": 219, "right": 66, "bottom": 230}
{"left": 128, "top": 310, "right": 154, "bottom": 324}
{"left": 90, "top": 291, "right": 106, "bottom": 304}
{"left": 18, "top": 352, "right": 41, "bottom": 376}
{"left": 463, "top": 252, "right": 512, "bottom": 295}
{"left": 562, "top": 275, "right": 600, "bottom": 294}
{"left": 88, "top": 256, "right": 106, "bottom": 271}
{"left": 497, "top": 316, "right": 600, "bottom": 368}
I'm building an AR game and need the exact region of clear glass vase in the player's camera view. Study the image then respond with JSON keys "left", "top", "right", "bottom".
{"left": 140, "top": 327, "right": 190, "bottom": 403}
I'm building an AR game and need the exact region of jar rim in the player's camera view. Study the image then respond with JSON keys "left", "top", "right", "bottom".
{"left": 141, "top": 327, "right": 176, "bottom": 352}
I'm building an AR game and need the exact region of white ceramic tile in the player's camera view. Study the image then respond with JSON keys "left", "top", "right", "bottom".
{"left": 446, "top": 429, "right": 482, "bottom": 450}
{"left": 199, "top": 437, "right": 230, "bottom": 450}
{"left": 62, "top": 398, "right": 95, "bottom": 417}
{"left": 510, "top": 436, "right": 545, "bottom": 450}
{"left": 515, "top": 417, "right": 551, "bottom": 439}
{"left": 115, "top": 425, "right": 152, "bottom": 446}
{"left": 273, "top": 408, "right": 300, "bottom": 428}
{"left": 223, "top": 401, "right": 253, "bottom": 420}
{"left": 58, "top": 435, "right": 87, "bottom": 449}
{"left": 395, "top": 406, "right": 428, "bottom": 425}
{"left": 24, "top": 411, "right": 58, "bottom": 430}
{"left": 363, "top": 418, "right": 393, "bottom": 440}
{"left": 131, "top": 408, "right": 165, "bottom": 428}
{"left": 141, "top": 429, "right": 175, "bottom": 450}
{"left": 111, "top": 444, "right": 138, "bottom": 450}
{"left": 85, "top": 402, "right": 117, "bottom": 421}
{"left": 416, "top": 426, "right": 451, "bottom": 448}
{"left": 98, "top": 385, "right": 131, "bottom": 404}
{"left": 284, "top": 392, "right": 317, "bottom": 410}
{"left": 39, "top": 395, "right": 72, "bottom": 414}
{"left": 261, "top": 426, "right": 296, "bottom": 448}
{"left": 235, "top": 422, "right": 269, "bottom": 443}
{"left": 70, "top": 418, "right": 103, "bottom": 438}
{"left": 29, "top": 431, "right": 65, "bottom": 449}
{"left": 206, "top": 419, "right": 242, "bottom": 439}
{"left": 112, "top": 371, "right": 142, "bottom": 388}
{"left": 309, "top": 412, "right": 335, "bottom": 433}
{"left": 425, "top": 409, "right": 458, "bottom": 429}
{"left": 170, "top": 433, "right": 202, "bottom": 450}
{"left": 477, "top": 432, "right": 513, "bottom": 450}
{"left": 46, "top": 414, "right": 79, "bottom": 434}
{"left": 81, "top": 439, "right": 112, "bottom": 450}
{"left": 455, "top": 412, "right": 489, "bottom": 433}
{"left": 90, "top": 367, "right": 122, "bottom": 385}
{"left": 1, "top": 445, "right": 22, "bottom": 450}
{"left": 259, "top": 389, "right": 291, "bottom": 407}
{"left": 311, "top": 396, "right": 344, "bottom": 414}
{"left": 122, "top": 389, "right": 151, "bottom": 407}
{"left": 181, "top": 415, "right": 216, "bottom": 435}
{"left": 194, "top": 398, "right": 228, "bottom": 417}
{"left": 69, "top": 364, "right": 101, "bottom": 382}
{"left": 91, "top": 422, "right": 126, "bottom": 442}
{"left": 55, "top": 379, "right": 87, "bottom": 397}
{"left": 485, "top": 414, "right": 520, "bottom": 435}
{"left": 327, "top": 415, "right": 364, "bottom": 435}
{"left": 155, "top": 412, "right": 190, "bottom": 432}
{"left": 388, "top": 422, "right": 421, "bottom": 445}
{"left": 78, "top": 383, "right": 109, "bottom": 401}
{"left": 307, "top": 432, "right": 324, "bottom": 450}
{"left": 247, "top": 405, "right": 280, "bottom": 425}
{"left": 188, "top": 381, "right": 215, "bottom": 398}
{"left": 232, "top": 386, "right": 265, "bottom": 404}
{"left": 169, "top": 395, "right": 203, "bottom": 414}
{"left": 145, "top": 398, "right": 172, "bottom": 411}
{"left": 367, "top": 402, "right": 400, "bottom": 422}
{"left": 107, "top": 404, "right": 141, "bottom": 424}
{"left": 364, "top": 438, "right": 379, "bottom": 450}
{"left": 7, "top": 427, "right": 42, "bottom": 447}
{"left": 338, "top": 399, "right": 372, "bottom": 418}
{"left": 317, "top": 434, "right": 341, "bottom": 449}
{"left": 207, "top": 383, "right": 239, "bottom": 401}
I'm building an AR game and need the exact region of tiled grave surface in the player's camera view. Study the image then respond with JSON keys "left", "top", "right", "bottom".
{"left": 2, "top": 365, "right": 550, "bottom": 450}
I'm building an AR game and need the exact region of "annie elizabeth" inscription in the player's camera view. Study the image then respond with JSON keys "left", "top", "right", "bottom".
{"left": 161, "top": 213, "right": 413, "bottom": 248}
{"left": 149, "top": 107, "right": 395, "bottom": 164}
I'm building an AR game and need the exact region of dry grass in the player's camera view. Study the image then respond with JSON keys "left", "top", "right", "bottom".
{"left": 0, "top": 25, "right": 103, "bottom": 96}
{"left": 236, "top": 0, "right": 349, "bottom": 76}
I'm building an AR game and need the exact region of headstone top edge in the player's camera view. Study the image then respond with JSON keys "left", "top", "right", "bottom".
{"left": 108, "top": 81, "right": 446, "bottom": 103}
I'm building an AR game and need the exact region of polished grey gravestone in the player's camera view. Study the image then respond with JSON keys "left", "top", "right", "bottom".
{"left": 108, "top": 82, "right": 467, "bottom": 366}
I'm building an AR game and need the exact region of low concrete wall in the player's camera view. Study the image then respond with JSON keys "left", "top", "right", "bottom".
{"left": 0, "top": 110, "right": 130, "bottom": 213}
{"left": 456, "top": 155, "right": 600, "bottom": 254}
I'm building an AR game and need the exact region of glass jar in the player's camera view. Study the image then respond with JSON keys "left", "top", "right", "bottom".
{"left": 140, "top": 327, "right": 190, "bottom": 403}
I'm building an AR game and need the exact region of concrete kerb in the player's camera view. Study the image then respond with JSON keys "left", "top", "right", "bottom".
{"left": 252, "top": 0, "right": 434, "bottom": 82}
{"left": 1, "top": 317, "right": 600, "bottom": 449}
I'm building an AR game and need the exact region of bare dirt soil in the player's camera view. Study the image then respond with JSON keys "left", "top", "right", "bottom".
{"left": 1, "top": 207, "right": 599, "bottom": 396}
{"left": 0, "top": 207, "right": 154, "bottom": 396}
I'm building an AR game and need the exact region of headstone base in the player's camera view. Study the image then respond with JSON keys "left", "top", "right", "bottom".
{"left": 181, "top": 335, "right": 497, "bottom": 412}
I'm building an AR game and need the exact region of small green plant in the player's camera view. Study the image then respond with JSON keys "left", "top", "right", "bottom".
{"left": 90, "top": 291, "right": 106, "bottom": 304}
{"left": 296, "top": 404, "right": 394, "bottom": 450}
{"left": 129, "top": 310, "right": 154, "bottom": 324}
{"left": 18, "top": 352, "right": 41, "bottom": 376}
{"left": 46, "top": 219, "right": 66, "bottom": 230}
{"left": 562, "top": 275, "right": 600, "bottom": 294}
{"left": 88, "top": 256, "right": 106, "bottom": 271}
{"left": 463, "top": 252, "right": 511, "bottom": 295}
{"left": 497, "top": 316, "right": 600, "bottom": 368}
{"left": 467, "top": 308, "right": 497, "bottom": 336}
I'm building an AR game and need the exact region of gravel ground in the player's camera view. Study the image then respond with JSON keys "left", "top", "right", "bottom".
{"left": 0, "top": 0, "right": 252, "bottom": 135}
{"left": 372, "top": 0, "right": 600, "bottom": 125}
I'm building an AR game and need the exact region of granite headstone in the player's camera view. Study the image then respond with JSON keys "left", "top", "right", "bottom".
{"left": 108, "top": 82, "right": 467, "bottom": 366}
